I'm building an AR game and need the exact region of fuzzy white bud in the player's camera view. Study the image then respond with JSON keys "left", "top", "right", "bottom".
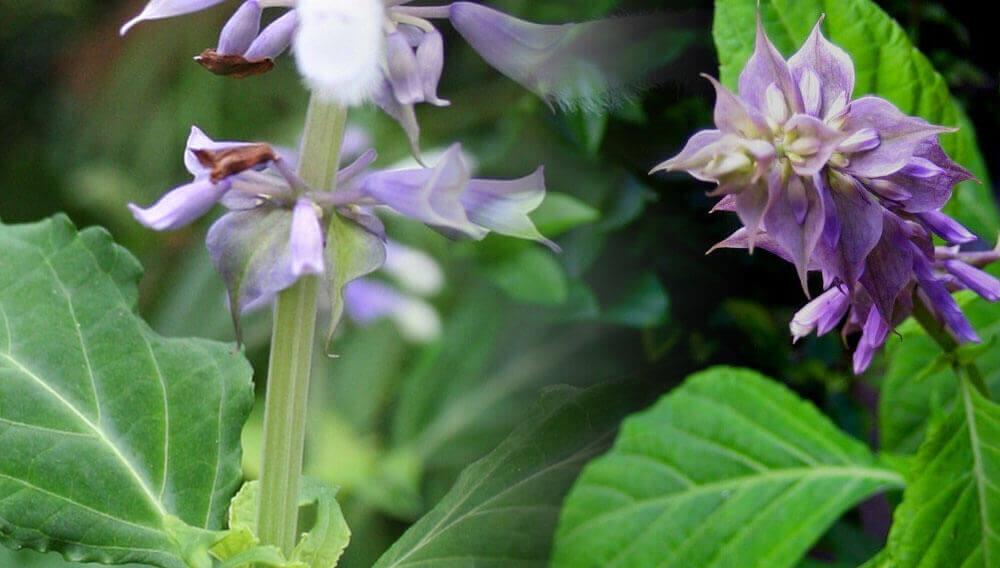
{"left": 294, "top": 0, "right": 385, "bottom": 105}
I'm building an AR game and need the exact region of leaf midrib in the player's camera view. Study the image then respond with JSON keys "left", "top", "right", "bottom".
{"left": 962, "top": 380, "right": 997, "bottom": 567}
{"left": 561, "top": 465, "right": 903, "bottom": 543}
{"left": 0, "top": 351, "right": 167, "bottom": 519}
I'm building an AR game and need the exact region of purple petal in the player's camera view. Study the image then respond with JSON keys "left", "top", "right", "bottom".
{"left": 362, "top": 144, "right": 476, "bottom": 233}
{"left": 916, "top": 210, "right": 976, "bottom": 244}
{"left": 344, "top": 278, "right": 402, "bottom": 323}
{"left": 733, "top": 174, "right": 774, "bottom": 253}
{"left": 290, "top": 198, "right": 325, "bottom": 277}
{"left": 702, "top": 74, "right": 767, "bottom": 137}
{"left": 839, "top": 96, "right": 952, "bottom": 178}
{"left": 461, "top": 167, "right": 557, "bottom": 249}
{"left": 762, "top": 174, "right": 825, "bottom": 293}
{"left": 887, "top": 139, "right": 975, "bottom": 213}
{"left": 344, "top": 278, "right": 442, "bottom": 342}
{"left": 786, "top": 18, "right": 855, "bottom": 118}
{"left": 852, "top": 305, "right": 890, "bottom": 374}
{"left": 649, "top": 130, "right": 724, "bottom": 176}
{"left": 790, "top": 286, "right": 850, "bottom": 341}
{"left": 943, "top": 260, "right": 1000, "bottom": 301}
{"left": 913, "top": 255, "right": 980, "bottom": 342}
{"left": 217, "top": 0, "right": 261, "bottom": 55}
{"left": 814, "top": 173, "right": 883, "bottom": 287}
{"left": 243, "top": 9, "right": 298, "bottom": 60}
{"left": 128, "top": 178, "right": 231, "bottom": 230}
{"left": 386, "top": 31, "right": 425, "bottom": 105}
{"left": 448, "top": 2, "right": 672, "bottom": 109}
{"left": 858, "top": 213, "right": 914, "bottom": 323}
{"left": 121, "top": 0, "right": 227, "bottom": 35}
{"left": 416, "top": 30, "right": 450, "bottom": 107}
{"left": 738, "top": 16, "right": 803, "bottom": 117}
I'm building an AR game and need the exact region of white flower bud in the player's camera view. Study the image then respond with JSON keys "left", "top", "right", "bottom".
{"left": 294, "top": 0, "right": 385, "bottom": 105}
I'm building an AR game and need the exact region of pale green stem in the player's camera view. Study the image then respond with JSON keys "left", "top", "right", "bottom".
{"left": 911, "top": 296, "right": 991, "bottom": 399}
{"left": 256, "top": 96, "right": 347, "bottom": 556}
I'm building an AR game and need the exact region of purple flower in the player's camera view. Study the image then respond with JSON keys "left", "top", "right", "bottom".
{"left": 344, "top": 278, "right": 442, "bottom": 343}
{"left": 122, "top": 1, "right": 670, "bottom": 155}
{"left": 655, "top": 16, "right": 996, "bottom": 373}
{"left": 130, "top": 126, "right": 554, "bottom": 331}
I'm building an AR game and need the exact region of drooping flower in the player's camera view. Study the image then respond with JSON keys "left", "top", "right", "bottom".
{"left": 128, "top": 126, "right": 553, "bottom": 333}
{"left": 653, "top": 15, "right": 997, "bottom": 372}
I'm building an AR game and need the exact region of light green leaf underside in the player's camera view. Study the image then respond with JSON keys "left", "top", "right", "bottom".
{"left": 551, "top": 367, "right": 903, "bottom": 568}
{"left": 0, "top": 215, "right": 254, "bottom": 567}
{"left": 373, "top": 383, "right": 637, "bottom": 568}
{"left": 880, "top": 293, "right": 1000, "bottom": 454}
{"left": 323, "top": 212, "right": 385, "bottom": 348}
{"left": 215, "top": 478, "right": 350, "bottom": 568}
{"left": 883, "top": 378, "right": 1000, "bottom": 567}
{"left": 713, "top": 0, "right": 999, "bottom": 238}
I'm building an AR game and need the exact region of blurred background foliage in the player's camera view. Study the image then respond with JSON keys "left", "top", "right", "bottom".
{"left": 1, "top": 0, "right": 998, "bottom": 566}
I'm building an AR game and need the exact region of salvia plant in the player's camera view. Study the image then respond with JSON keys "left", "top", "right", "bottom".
{"left": 3, "top": 1, "right": 1000, "bottom": 568}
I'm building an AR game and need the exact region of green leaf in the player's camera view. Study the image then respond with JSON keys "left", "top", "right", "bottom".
{"left": 858, "top": 549, "right": 892, "bottom": 568}
{"left": 602, "top": 272, "right": 670, "bottom": 328}
{"left": 293, "top": 479, "right": 352, "bottom": 568}
{"left": 484, "top": 247, "right": 569, "bottom": 305}
{"left": 530, "top": 193, "right": 600, "bottom": 238}
{"left": 373, "top": 382, "right": 639, "bottom": 568}
{"left": 712, "top": 0, "right": 999, "bottom": 238}
{"left": 0, "top": 215, "right": 254, "bottom": 568}
{"left": 213, "top": 478, "right": 350, "bottom": 568}
{"left": 883, "top": 377, "right": 1000, "bottom": 567}
{"left": 880, "top": 294, "right": 1000, "bottom": 454}
{"left": 323, "top": 210, "right": 386, "bottom": 348}
{"left": 551, "top": 367, "right": 904, "bottom": 568}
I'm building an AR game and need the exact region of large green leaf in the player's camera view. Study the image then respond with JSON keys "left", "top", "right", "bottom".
{"left": 712, "top": 0, "right": 999, "bottom": 238}
{"left": 373, "top": 382, "right": 639, "bottom": 568}
{"left": 551, "top": 367, "right": 904, "bottom": 568}
{"left": 880, "top": 294, "right": 1000, "bottom": 454}
{"left": 882, "top": 377, "right": 1000, "bottom": 566}
{"left": 0, "top": 215, "right": 254, "bottom": 567}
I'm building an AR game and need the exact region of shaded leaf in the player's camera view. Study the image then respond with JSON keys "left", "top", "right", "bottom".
{"left": 373, "top": 382, "right": 639, "bottom": 568}
{"left": 880, "top": 293, "right": 1000, "bottom": 454}
{"left": 552, "top": 367, "right": 903, "bottom": 568}
{"left": 883, "top": 377, "right": 1000, "bottom": 567}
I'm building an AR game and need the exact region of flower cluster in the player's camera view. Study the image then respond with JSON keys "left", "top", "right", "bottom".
{"left": 122, "top": 0, "right": 667, "bottom": 156}
{"left": 129, "top": 126, "right": 551, "bottom": 331}
{"left": 653, "top": 17, "right": 1000, "bottom": 373}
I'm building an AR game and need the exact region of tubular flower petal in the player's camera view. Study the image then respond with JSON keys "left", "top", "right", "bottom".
{"left": 344, "top": 279, "right": 442, "bottom": 342}
{"left": 386, "top": 31, "right": 425, "bottom": 105}
{"left": 121, "top": 0, "right": 229, "bottom": 35}
{"left": 652, "top": 14, "right": 998, "bottom": 373}
{"left": 217, "top": 0, "right": 262, "bottom": 55}
{"left": 243, "top": 10, "right": 298, "bottom": 61}
{"left": 290, "top": 198, "right": 326, "bottom": 277}
{"left": 128, "top": 178, "right": 232, "bottom": 231}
